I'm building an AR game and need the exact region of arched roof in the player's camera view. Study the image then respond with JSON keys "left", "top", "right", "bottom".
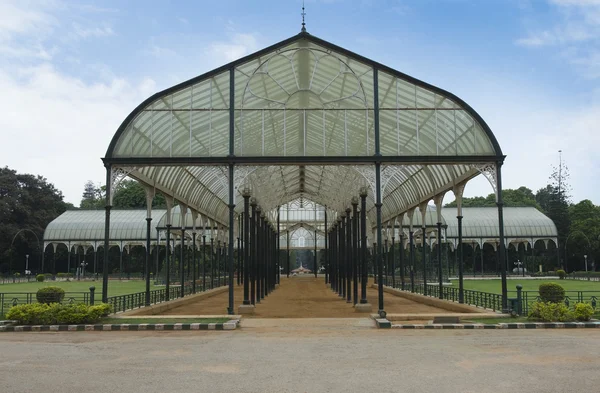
{"left": 103, "top": 31, "right": 504, "bottom": 229}
{"left": 442, "top": 207, "right": 558, "bottom": 245}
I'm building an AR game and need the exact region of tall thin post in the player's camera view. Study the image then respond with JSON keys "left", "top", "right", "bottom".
{"left": 228, "top": 164, "right": 235, "bottom": 314}
{"left": 180, "top": 228, "right": 185, "bottom": 298}
{"left": 457, "top": 217, "right": 464, "bottom": 303}
{"left": 192, "top": 232, "right": 197, "bottom": 294}
{"left": 277, "top": 206, "right": 280, "bottom": 285}
{"left": 210, "top": 238, "right": 214, "bottom": 289}
{"left": 345, "top": 208, "right": 352, "bottom": 303}
{"left": 437, "top": 222, "right": 443, "bottom": 299}
{"left": 497, "top": 163, "right": 508, "bottom": 311}
{"left": 409, "top": 230, "right": 415, "bottom": 292}
{"left": 202, "top": 235, "right": 206, "bottom": 291}
{"left": 243, "top": 192, "right": 250, "bottom": 305}
{"left": 391, "top": 235, "right": 395, "bottom": 289}
{"left": 352, "top": 198, "right": 358, "bottom": 305}
{"left": 399, "top": 233, "right": 405, "bottom": 290}
{"left": 145, "top": 217, "right": 152, "bottom": 306}
{"left": 165, "top": 224, "right": 171, "bottom": 300}
{"left": 422, "top": 226, "right": 427, "bottom": 296}
{"left": 251, "top": 200, "right": 257, "bottom": 305}
{"left": 102, "top": 166, "right": 111, "bottom": 303}
{"left": 360, "top": 189, "right": 368, "bottom": 304}
{"left": 324, "top": 209, "right": 329, "bottom": 284}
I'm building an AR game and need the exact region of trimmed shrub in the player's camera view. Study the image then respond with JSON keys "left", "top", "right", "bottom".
{"left": 36, "top": 274, "right": 45, "bottom": 282}
{"left": 36, "top": 286, "right": 65, "bottom": 304}
{"left": 538, "top": 283, "right": 565, "bottom": 303}
{"left": 556, "top": 270, "right": 566, "bottom": 279}
{"left": 573, "top": 303, "right": 594, "bottom": 321}
{"left": 6, "top": 303, "right": 112, "bottom": 325}
{"left": 14, "top": 272, "right": 20, "bottom": 277}
{"left": 528, "top": 301, "right": 573, "bottom": 322}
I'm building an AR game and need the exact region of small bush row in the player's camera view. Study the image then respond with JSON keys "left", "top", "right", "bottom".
{"left": 56, "top": 273, "right": 74, "bottom": 278}
{"left": 528, "top": 301, "right": 594, "bottom": 322}
{"left": 6, "top": 303, "right": 113, "bottom": 325}
{"left": 36, "top": 287, "right": 66, "bottom": 304}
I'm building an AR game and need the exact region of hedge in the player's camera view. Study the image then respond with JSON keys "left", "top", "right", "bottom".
{"left": 6, "top": 303, "right": 113, "bottom": 325}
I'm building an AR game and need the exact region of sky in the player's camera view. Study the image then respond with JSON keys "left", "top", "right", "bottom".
{"left": 1, "top": 0, "right": 599, "bottom": 206}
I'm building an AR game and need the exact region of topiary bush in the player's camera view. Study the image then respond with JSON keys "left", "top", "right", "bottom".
{"left": 528, "top": 301, "right": 573, "bottom": 322}
{"left": 6, "top": 303, "right": 113, "bottom": 325}
{"left": 36, "top": 286, "right": 65, "bottom": 304}
{"left": 556, "top": 269, "right": 566, "bottom": 279}
{"left": 538, "top": 283, "right": 565, "bottom": 303}
{"left": 36, "top": 274, "right": 45, "bottom": 282}
{"left": 573, "top": 303, "right": 594, "bottom": 321}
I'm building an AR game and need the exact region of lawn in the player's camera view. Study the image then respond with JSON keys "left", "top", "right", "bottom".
{"left": 451, "top": 279, "right": 600, "bottom": 294}
{"left": 0, "top": 280, "right": 164, "bottom": 297}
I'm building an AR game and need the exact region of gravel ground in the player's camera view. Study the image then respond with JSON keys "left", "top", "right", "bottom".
{"left": 0, "top": 323, "right": 599, "bottom": 393}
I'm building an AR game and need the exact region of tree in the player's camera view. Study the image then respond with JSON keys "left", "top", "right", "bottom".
{"left": 80, "top": 180, "right": 104, "bottom": 209}
{"left": 112, "top": 181, "right": 167, "bottom": 209}
{"left": 445, "top": 187, "right": 540, "bottom": 209}
{"left": 0, "top": 167, "right": 69, "bottom": 274}
{"left": 79, "top": 180, "right": 167, "bottom": 209}
{"left": 566, "top": 200, "right": 600, "bottom": 271}
{"left": 536, "top": 156, "right": 572, "bottom": 269}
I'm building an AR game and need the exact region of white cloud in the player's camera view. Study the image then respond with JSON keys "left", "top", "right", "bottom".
{"left": 516, "top": 0, "right": 600, "bottom": 79}
{"left": 0, "top": 64, "right": 155, "bottom": 205}
{"left": 209, "top": 33, "right": 260, "bottom": 63}
{"left": 72, "top": 23, "right": 114, "bottom": 39}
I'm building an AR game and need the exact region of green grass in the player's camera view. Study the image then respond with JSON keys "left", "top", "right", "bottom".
{"left": 0, "top": 280, "right": 164, "bottom": 297}
{"left": 100, "top": 317, "right": 230, "bottom": 324}
{"left": 451, "top": 279, "right": 600, "bottom": 294}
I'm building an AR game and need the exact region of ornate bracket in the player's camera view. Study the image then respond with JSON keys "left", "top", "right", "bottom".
{"left": 110, "top": 166, "right": 138, "bottom": 205}
{"left": 472, "top": 162, "right": 498, "bottom": 202}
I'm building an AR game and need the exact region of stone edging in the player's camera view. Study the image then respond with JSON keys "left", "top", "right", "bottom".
{"left": 387, "top": 322, "right": 600, "bottom": 329}
{"left": 0, "top": 319, "right": 239, "bottom": 332}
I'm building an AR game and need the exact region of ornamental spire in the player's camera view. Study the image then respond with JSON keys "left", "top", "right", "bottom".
{"left": 301, "top": 1, "right": 306, "bottom": 32}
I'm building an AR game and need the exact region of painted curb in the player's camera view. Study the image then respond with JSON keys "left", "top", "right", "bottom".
{"left": 389, "top": 322, "right": 600, "bottom": 329}
{"left": 0, "top": 319, "right": 240, "bottom": 332}
{"left": 375, "top": 318, "right": 391, "bottom": 328}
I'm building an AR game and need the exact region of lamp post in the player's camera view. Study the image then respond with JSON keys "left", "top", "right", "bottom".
{"left": 80, "top": 261, "right": 88, "bottom": 280}
{"left": 584, "top": 254, "right": 588, "bottom": 273}
{"left": 25, "top": 254, "right": 30, "bottom": 280}
{"left": 514, "top": 260, "right": 525, "bottom": 278}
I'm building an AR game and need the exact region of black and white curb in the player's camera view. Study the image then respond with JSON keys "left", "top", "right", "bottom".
{"left": 0, "top": 320, "right": 239, "bottom": 332}
{"left": 389, "top": 322, "right": 600, "bottom": 329}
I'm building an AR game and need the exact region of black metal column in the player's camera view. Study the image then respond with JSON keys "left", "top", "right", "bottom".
{"left": 352, "top": 199, "right": 358, "bottom": 305}
{"left": 399, "top": 233, "right": 405, "bottom": 290}
{"left": 497, "top": 163, "right": 508, "bottom": 311}
{"left": 166, "top": 224, "right": 172, "bottom": 300}
{"left": 339, "top": 215, "right": 345, "bottom": 298}
{"left": 145, "top": 217, "right": 152, "bottom": 306}
{"left": 192, "top": 231, "right": 197, "bottom": 294}
{"left": 437, "top": 221, "right": 443, "bottom": 299}
{"left": 180, "top": 228, "right": 185, "bottom": 298}
{"left": 324, "top": 210, "right": 329, "bottom": 284}
{"left": 102, "top": 166, "right": 111, "bottom": 303}
{"left": 210, "top": 237, "right": 214, "bottom": 289}
{"left": 345, "top": 208, "right": 352, "bottom": 303}
{"left": 202, "top": 235, "right": 206, "bottom": 291}
{"left": 391, "top": 235, "right": 395, "bottom": 289}
{"left": 286, "top": 230, "right": 290, "bottom": 279}
{"left": 409, "top": 230, "right": 414, "bottom": 292}
{"left": 277, "top": 207, "right": 280, "bottom": 285}
{"left": 422, "top": 226, "right": 427, "bottom": 296}
{"left": 457, "top": 215, "right": 464, "bottom": 303}
{"left": 256, "top": 208, "right": 262, "bottom": 303}
{"left": 250, "top": 200, "right": 257, "bottom": 305}
{"left": 360, "top": 190, "right": 368, "bottom": 304}
{"left": 243, "top": 193, "right": 250, "bottom": 305}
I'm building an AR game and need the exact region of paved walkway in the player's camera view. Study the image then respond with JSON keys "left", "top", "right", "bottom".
{"left": 155, "top": 276, "right": 452, "bottom": 317}
{"left": 1, "top": 328, "right": 598, "bottom": 392}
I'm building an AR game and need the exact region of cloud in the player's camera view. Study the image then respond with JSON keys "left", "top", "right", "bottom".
{"left": 0, "top": 64, "right": 155, "bottom": 205}
{"left": 516, "top": 0, "right": 600, "bottom": 78}
{"left": 72, "top": 23, "right": 115, "bottom": 39}
{"left": 209, "top": 33, "right": 260, "bottom": 63}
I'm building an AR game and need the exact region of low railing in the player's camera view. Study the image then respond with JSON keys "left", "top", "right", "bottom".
{"left": 0, "top": 291, "right": 91, "bottom": 317}
{"left": 383, "top": 277, "right": 503, "bottom": 312}
{"left": 511, "top": 290, "right": 600, "bottom": 315}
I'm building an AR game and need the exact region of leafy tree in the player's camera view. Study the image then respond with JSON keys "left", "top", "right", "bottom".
{"left": 112, "top": 180, "right": 167, "bottom": 209}
{"left": 0, "top": 167, "right": 69, "bottom": 274}
{"left": 80, "top": 180, "right": 104, "bottom": 209}
{"left": 565, "top": 200, "right": 600, "bottom": 271}
{"left": 79, "top": 180, "right": 166, "bottom": 209}
{"left": 445, "top": 187, "right": 540, "bottom": 209}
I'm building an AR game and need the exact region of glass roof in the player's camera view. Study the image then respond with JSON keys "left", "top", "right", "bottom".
{"left": 104, "top": 32, "right": 503, "bottom": 230}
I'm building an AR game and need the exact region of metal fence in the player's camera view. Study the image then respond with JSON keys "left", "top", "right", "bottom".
{"left": 0, "top": 276, "right": 229, "bottom": 317}
{"left": 0, "top": 291, "right": 91, "bottom": 317}
{"left": 382, "top": 276, "right": 600, "bottom": 315}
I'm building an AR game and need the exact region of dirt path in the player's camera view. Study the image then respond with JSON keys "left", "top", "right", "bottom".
{"left": 157, "top": 276, "right": 450, "bottom": 317}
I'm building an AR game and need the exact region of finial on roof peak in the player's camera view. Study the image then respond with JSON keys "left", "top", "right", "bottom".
{"left": 301, "top": 1, "right": 307, "bottom": 32}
